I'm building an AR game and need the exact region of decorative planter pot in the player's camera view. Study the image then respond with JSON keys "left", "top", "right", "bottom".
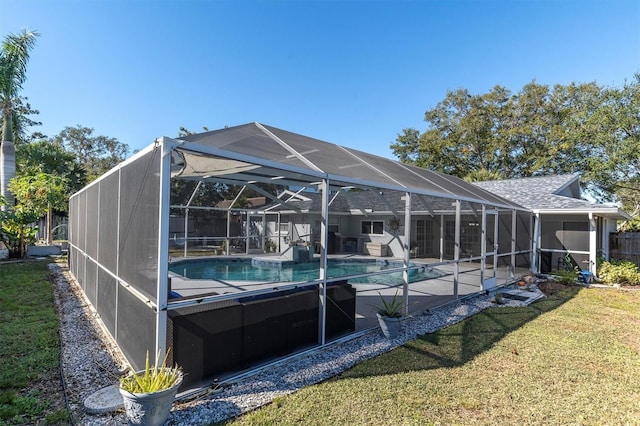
{"left": 377, "top": 313, "right": 402, "bottom": 339}
{"left": 119, "top": 373, "right": 182, "bottom": 426}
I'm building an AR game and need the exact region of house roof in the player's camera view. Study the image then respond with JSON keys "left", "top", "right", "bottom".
{"left": 216, "top": 197, "right": 267, "bottom": 209}
{"left": 473, "top": 174, "right": 631, "bottom": 219}
{"left": 262, "top": 189, "right": 489, "bottom": 215}
{"left": 170, "top": 122, "right": 528, "bottom": 211}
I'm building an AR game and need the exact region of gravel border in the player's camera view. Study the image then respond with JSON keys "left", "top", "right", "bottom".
{"left": 50, "top": 262, "right": 542, "bottom": 425}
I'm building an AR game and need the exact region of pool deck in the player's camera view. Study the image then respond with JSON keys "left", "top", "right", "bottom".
{"left": 169, "top": 253, "right": 530, "bottom": 333}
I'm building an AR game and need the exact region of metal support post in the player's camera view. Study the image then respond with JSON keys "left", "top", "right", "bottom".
{"left": 402, "top": 192, "right": 412, "bottom": 316}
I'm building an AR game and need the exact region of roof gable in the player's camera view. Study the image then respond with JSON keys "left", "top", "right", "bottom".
{"left": 472, "top": 174, "right": 629, "bottom": 218}
{"left": 473, "top": 174, "right": 580, "bottom": 199}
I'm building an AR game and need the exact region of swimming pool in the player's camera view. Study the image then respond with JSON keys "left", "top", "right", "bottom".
{"left": 169, "top": 257, "right": 443, "bottom": 284}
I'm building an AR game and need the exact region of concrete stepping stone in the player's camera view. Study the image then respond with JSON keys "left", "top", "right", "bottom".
{"left": 83, "top": 385, "right": 123, "bottom": 414}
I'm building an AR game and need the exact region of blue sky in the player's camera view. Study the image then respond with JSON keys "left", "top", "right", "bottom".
{"left": 2, "top": 0, "right": 639, "bottom": 159}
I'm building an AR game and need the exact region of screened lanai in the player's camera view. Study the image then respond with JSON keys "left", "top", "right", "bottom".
{"left": 68, "top": 122, "right": 532, "bottom": 390}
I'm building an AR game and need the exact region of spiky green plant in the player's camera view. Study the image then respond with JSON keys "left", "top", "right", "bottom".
{"left": 376, "top": 289, "right": 403, "bottom": 318}
{"left": 119, "top": 349, "right": 182, "bottom": 394}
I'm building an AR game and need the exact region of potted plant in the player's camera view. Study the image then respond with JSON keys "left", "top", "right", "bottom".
{"left": 375, "top": 289, "right": 404, "bottom": 339}
{"left": 119, "top": 350, "right": 183, "bottom": 426}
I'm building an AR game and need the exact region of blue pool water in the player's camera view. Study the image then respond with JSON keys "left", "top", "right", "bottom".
{"left": 169, "top": 258, "right": 442, "bottom": 284}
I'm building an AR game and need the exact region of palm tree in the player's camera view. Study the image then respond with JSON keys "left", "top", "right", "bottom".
{"left": 0, "top": 29, "right": 39, "bottom": 210}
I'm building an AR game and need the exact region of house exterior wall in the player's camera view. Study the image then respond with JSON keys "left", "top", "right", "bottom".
{"left": 601, "top": 218, "right": 618, "bottom": 260}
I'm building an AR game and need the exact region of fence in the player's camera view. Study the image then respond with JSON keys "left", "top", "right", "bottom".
{"left": 609, "top": 232, "right": 640, "bottom": 267}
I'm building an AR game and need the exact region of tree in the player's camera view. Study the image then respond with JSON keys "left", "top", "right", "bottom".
{"left": 53, "top": 125, "right": 129, "bottom": 182}
{"left": 391, "top": 77, "right": 640, "bottom": 203}
{"left": 581, "top": 75, "right": 640, "bottom": 209}
{"left": 0, "top": 195, "right": 40, "bottom": 257}
{"left": 16, "top": 139, "right": 86, "bottom": 193}
{"left": 15, "top": 139, "right": 87, "bottom": 243}
{"left": 8, "top": 172, "right": 67, "bottom": 246}
{"left": 0, "top": 28, "right": 39, "bottom": 209}
{"left": 0, "top": 95, "right": 41, "bottom": 144}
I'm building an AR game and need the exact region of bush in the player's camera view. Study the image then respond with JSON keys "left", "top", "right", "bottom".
{"left": 554, "top": 269, "right": 579, "bottom": 285}
{"left": 598, "top": 261, "right": 640, "bottom": 286}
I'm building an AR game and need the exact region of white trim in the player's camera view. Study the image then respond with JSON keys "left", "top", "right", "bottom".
{"left": 533, "top": 208, "right": 631, "bottom": 220}
{"left": 402, "top": 192, "right": 411, "bottom": 315}
{"left": 318, "top": 179, "right": 330, "bottom": 345}
{"left": 511, "top": 210, "right": 516, "bottom": 279}
{"left": 453, "top": 200, "right": 461, "bottom": 298}
{"left": 588, "top": 212, "right": 597, "bottom": 274}
{"left": 155, "top": 139, "right": 172, "bottom": 362}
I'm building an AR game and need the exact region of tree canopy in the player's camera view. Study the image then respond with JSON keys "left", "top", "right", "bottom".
{"left": 16, "top": 139, "right": 86, "bottom": 200}
{"left": 52, "top": 125, "right": 129, "bottom": 182}
{"left": 391, "top": 76, "right": 640, "bottom": 212}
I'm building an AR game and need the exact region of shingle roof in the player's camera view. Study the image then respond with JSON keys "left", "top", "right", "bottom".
{"left": 473, "top": 174, "right": 627, "bottom": 215}
{"left": 263, "top": 190, "right": 478, "bottom": 214}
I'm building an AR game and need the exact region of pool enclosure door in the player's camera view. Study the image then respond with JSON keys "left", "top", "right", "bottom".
{"left": 247, "top": 215, "right": 264, "bottom": 253}
{"left": 482, "top": 210, "right": 499, "bottom": 290}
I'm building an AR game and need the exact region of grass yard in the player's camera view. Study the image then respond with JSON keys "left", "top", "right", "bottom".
{"left": 0, "top": 261, "right": 69, "bottom": 425}
{"left": 223, "top": 284, "right": 640, "bottom": 425}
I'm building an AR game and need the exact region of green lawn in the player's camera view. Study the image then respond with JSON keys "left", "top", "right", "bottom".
{"left": 0, "top": 261, "right": 69, "bottom": 425}
{"left": 222, "top": 285, "right": 640, "bottom": 425}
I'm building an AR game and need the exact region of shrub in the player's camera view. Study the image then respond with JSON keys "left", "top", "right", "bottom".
{"left": 598, "top": 261, "right": 640, "bottom": 286}
{"left": 120, "top": 350, "right": 182, "bottom": 394}
{"left": 554, "top": 269, "right": 579, "bottom": 285}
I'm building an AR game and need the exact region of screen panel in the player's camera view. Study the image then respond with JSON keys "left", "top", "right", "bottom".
{"left": 116, "top": 285, "right": 156, "bottom": 371}
{"left": 85, "top": 258, "right": 98, "bottom": 307}
{"left": 97, "top": 268, "right": 117, "bottom": 337}
{"left": 98, "top": 171, "right": 120, "bottom": 273}
{"left": 118, "top": 149, "right": 161, "bottom": 301}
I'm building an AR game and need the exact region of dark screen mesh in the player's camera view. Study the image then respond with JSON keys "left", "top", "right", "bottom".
{"left": 516, "top": 253, "right": 531, "bottom": 268}
{"left": 116, "top": 284, "right": 156, "bottom": 371}
{"left": 77, "top": 190, "right": 87, "bottom": 253}
{"left": 516, "top": 211, "right": 532, "bottom": 253}
{"left": 85, "top": 185, "right": 99, "bottom": 260}
{"left": 85, "top": 259, "right": 98, "bottom": 306}
{"left": 98, "top": 172, "right": 120, "bottom": 273}
{"left": 118, "top": 149, "right": 161, "bottom": 301}
{"left": 68, "top": 246, "right": 76, "bottom": 278}
{"left": 68, "top": 196, "right": 76, "bottom": 247}
{"left": 498, "top": 211, "right": 513, "bottom": 255}
{"left": 76, "top": 250, "right": 85, "bottom": 290}
{"left": 97, "top": 268, "right": 117, "bottom": 336}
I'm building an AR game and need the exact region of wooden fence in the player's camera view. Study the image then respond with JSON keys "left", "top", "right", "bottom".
{"left": 609, "top": 232, "right": 640, "bottom": 267}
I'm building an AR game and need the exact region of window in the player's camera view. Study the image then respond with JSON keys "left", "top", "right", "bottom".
{"left": 328, "top": 216, "right": 340, "bottom": 233}
{"left": 460, "top": 220, "right": 480, "bottom": 255}
{"left": 361, "top": 220, "right": 384, "bottom": 235}
{"left": 278, "top": 215, "right": 290, "bottom": 235}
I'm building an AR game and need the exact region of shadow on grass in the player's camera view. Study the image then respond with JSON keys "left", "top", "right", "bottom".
{"left": 337, "top": 284, "right": 582, "bottom": 380}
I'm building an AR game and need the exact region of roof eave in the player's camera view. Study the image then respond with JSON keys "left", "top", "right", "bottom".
{"left": 533, "top": 207, "right": 632, "bottom": 220}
